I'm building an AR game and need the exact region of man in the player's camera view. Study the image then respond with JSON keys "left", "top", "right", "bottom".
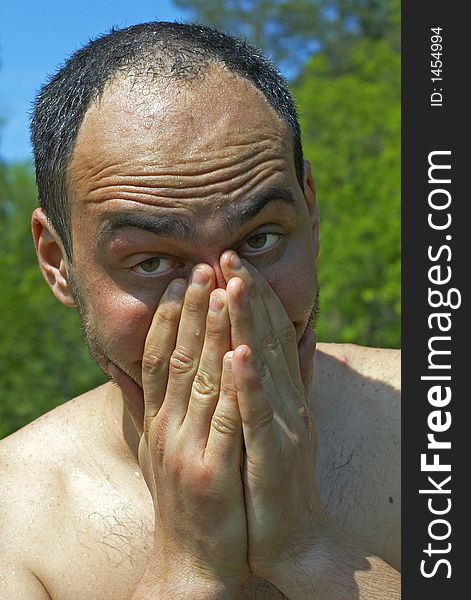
{"left": 0, "top": 22, "right": 400, "bottom": 599}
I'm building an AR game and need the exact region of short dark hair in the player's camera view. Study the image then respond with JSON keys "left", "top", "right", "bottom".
{"left": 31, "top": 21, "right": 304, "bottom": 258}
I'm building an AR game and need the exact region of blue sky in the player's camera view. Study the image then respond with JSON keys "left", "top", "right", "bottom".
{"left": 0, "top": 1, "right": 186, "bottom": 162}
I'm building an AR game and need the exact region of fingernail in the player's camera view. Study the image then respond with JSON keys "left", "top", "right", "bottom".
{"left": 230, "top": 253, "right": 242, "bottom": 270}
{"left": 191, "top": 267, "right": 210, "bottom": 287}
{"left": 167, "top": 279, "right": 186, "bottom": 300}
{"left": 224, "top": 352, "right": 233, "bottom": 371}
{"left": 209, "top": 292, "right": 224, "bottom": 312}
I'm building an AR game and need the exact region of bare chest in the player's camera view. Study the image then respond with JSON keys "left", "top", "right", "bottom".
{"left": 39, "top": 490, "right": 287, "bottom": 600}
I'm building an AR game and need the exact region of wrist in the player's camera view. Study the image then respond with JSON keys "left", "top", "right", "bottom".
{"left": 133, "top": 553, "right": 248, "bottom": 600}
{"left": 263, "top": 519, "right": 401, "bottom": 600}
{"left": 133, "top": 570, "right": 244, "bottom": 600}
{"left": 259, "top": 519, "right": 336, "bottom": 600}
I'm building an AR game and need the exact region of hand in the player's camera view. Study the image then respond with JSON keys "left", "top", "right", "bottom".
{"left": 109, "top": 265, "right": 250, "bottom": 593}
{"left": 220, "top": 251, "right": 324, "bottom": 583}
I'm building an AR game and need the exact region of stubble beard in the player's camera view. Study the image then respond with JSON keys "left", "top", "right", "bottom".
{"left": 68, "top": 269, "right": 141, "bottom": 383}
{"left": 307, "top": 283, "right": 320, "bottom": 332}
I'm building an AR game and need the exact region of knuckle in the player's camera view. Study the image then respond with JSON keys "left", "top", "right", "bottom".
{"left": 156, "top": 303, "right": 180, "bottom": 325}
{"left": 192, "top": 370, "right": 218, "bottom": 398}
{"left": 255, "top": 357, "right": 270, "bottom": 383}
{"left": 220, "top": 381, "right": 237, "bottom": 399}
{"left": 262, "top": 330, "right": 281, "bottom": 353}
{"left": 204, "top": 320, "right": 224, "bottom": 341}
{"left": 244, "top": 405, "right": 274, "bottom": 430}
{"left": 184, "top": 297, "right": 202, "bottom": 314}
{"left": 169, "top": 347, "right": 195, "bottom": 375}
{"left": 211, "top": 411, "right": 239, "bottom": 435}
{"left": 142, "top": 350, "right": 167, "bottom": 375}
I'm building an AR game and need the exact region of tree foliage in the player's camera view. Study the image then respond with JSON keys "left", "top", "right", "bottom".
{"left": 0, "top": 162, "right": 106, "bottom": 438}
{"left": 174, "top": 0, "right": 400, "bottom": 74}
{"left": 294, "top": 38, "right": 400, "bottom": 347}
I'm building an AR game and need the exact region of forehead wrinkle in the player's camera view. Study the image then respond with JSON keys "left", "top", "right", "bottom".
{"left": 96, "top": 182, "right": 298, "bottom": 248}
{"left": 221, "top": 185, "right": 298, "bottom": 231}
{"left": 71, "top": 139, "right": 288, "bottom": 203}
{"left": 79, "top": 158, "right": 287, "bottom": 205}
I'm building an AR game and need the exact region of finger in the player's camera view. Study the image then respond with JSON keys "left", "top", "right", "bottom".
{"left": 161, "top": 264, "right": 215, "bottom": 426}
{"left": 299, "top": 327, "right": 316, "bottom": 395}
{"left": 108, "top": 362, "right": 144, "bottom": 436}
{"left": 182, "top": 288, "right": 231, "bottom": 440}
{"left": 142, "top": 278, "right": 186, "bottom": 435}
{"left": 243, "top": 261, "right": 301, "bottom": 383}
{"left": 221, "top": 251, "right": 303, "bottom": 393}
{"left": 205, "top": 351, "right": 243, "bottom": 474}
{"left": 231, "top": 345, "right": 278, "bottom": 466}
{"left": 225, "top": 276, "right": 257, "bottom": 351}
{"left": 225, "top": 271, "right": 300, "bottom": 418}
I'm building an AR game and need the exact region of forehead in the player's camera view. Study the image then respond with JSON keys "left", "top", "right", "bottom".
{"left": 67, "top": 66, "right": 297, "bottom": 206}
{"left": 79, "top": 65, "right": 290, "bottom": 147}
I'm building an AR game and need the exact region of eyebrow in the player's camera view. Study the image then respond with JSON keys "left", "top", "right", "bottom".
{"left": 97, "top": 185, "right": 297, "bottom": 245}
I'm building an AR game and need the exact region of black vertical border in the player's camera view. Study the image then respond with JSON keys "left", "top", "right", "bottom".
{"left": 402, "top": 2, "right": 467, "bottom": 598}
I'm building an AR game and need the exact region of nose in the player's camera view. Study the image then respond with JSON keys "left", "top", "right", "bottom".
{"left": 211, "top": 260, "right": 227, "bottom": 289}
{"left": 192, "top": 256, "right": 227, "bottom": 290}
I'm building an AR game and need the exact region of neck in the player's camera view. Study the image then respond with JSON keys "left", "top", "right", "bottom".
{"left": 104, "top": 382, "right": 141, "bottom": 463}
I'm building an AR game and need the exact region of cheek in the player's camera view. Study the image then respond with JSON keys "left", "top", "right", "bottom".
{"left": 265, "top": 239, "right": 317, "bottom": 323}
{"left": 88, "top": 288, "right": 157, "bottom": 362}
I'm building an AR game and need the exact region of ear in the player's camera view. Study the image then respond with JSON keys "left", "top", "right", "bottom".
{"left": 303, "top": 159, "right": 320, "bottom": 259}
{"left": 32, "top": 208, "right": 77, "bottom": 308}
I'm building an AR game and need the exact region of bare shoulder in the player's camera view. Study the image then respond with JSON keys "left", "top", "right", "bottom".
{"left": 0, "top": 382, "right": 119, "bottom": 516}
{"left": 0, "top": 383, "right": 113, "bottom": 478}
{"left": 0, "top": 384, "right": 153, "bottom": 598}
{"left": 0, "top": 427, "right": 61, "bottom": 597}
{"left": 315, "top": 342, "right": 400, "bottom": 390}
{"left": 311, "top": 343, "right": 401, "bottom": 570}
{"left": 313, "top": 342, "right": 400, "bottom": 428}
{"left": 0, "top": 385, "right": 113, "bottom": 584}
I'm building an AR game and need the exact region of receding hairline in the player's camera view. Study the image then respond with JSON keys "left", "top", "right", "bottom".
{"left": 76, "top": 60, "right": 293, "bottom": 136}
{"left": 65, "top": 63, "right": 299, "bottom": 201}
{"left": 31, "top": 21, "right": 304, "bottom": 260}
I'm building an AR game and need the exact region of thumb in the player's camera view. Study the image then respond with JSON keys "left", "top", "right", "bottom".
{"left": 108, "top": 362, "right": 144, "bottom": 437}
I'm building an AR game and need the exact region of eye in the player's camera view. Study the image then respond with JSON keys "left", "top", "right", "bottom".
{"left": 132, "top": 256, "right": 175, "bottom": 276}
{"left": 239, "top": 233, "right": 281, "bottom": 255}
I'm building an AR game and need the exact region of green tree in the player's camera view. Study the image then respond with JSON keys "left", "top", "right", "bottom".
{"left": 174, "top": 0, "right": 400, "bottom": 73}
{"left": 0, "top": 162, "right": 106, "bottom": 438}
{"left": 294, "top": 38, "right": 400, "bottom": 347}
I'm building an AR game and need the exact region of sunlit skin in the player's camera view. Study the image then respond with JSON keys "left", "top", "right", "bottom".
{"left": 27, "top": 64, "right": 401, "bottom": 598}
{"left": 61, "top": 67, "right": 319, "bottom": 388}
{"left": 0, "top": 27, "right": 402, "bottom": 597}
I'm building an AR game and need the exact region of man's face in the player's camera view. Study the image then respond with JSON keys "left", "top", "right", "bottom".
{"left": 66, "top": 68, "right": 319, "bottom": 384}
